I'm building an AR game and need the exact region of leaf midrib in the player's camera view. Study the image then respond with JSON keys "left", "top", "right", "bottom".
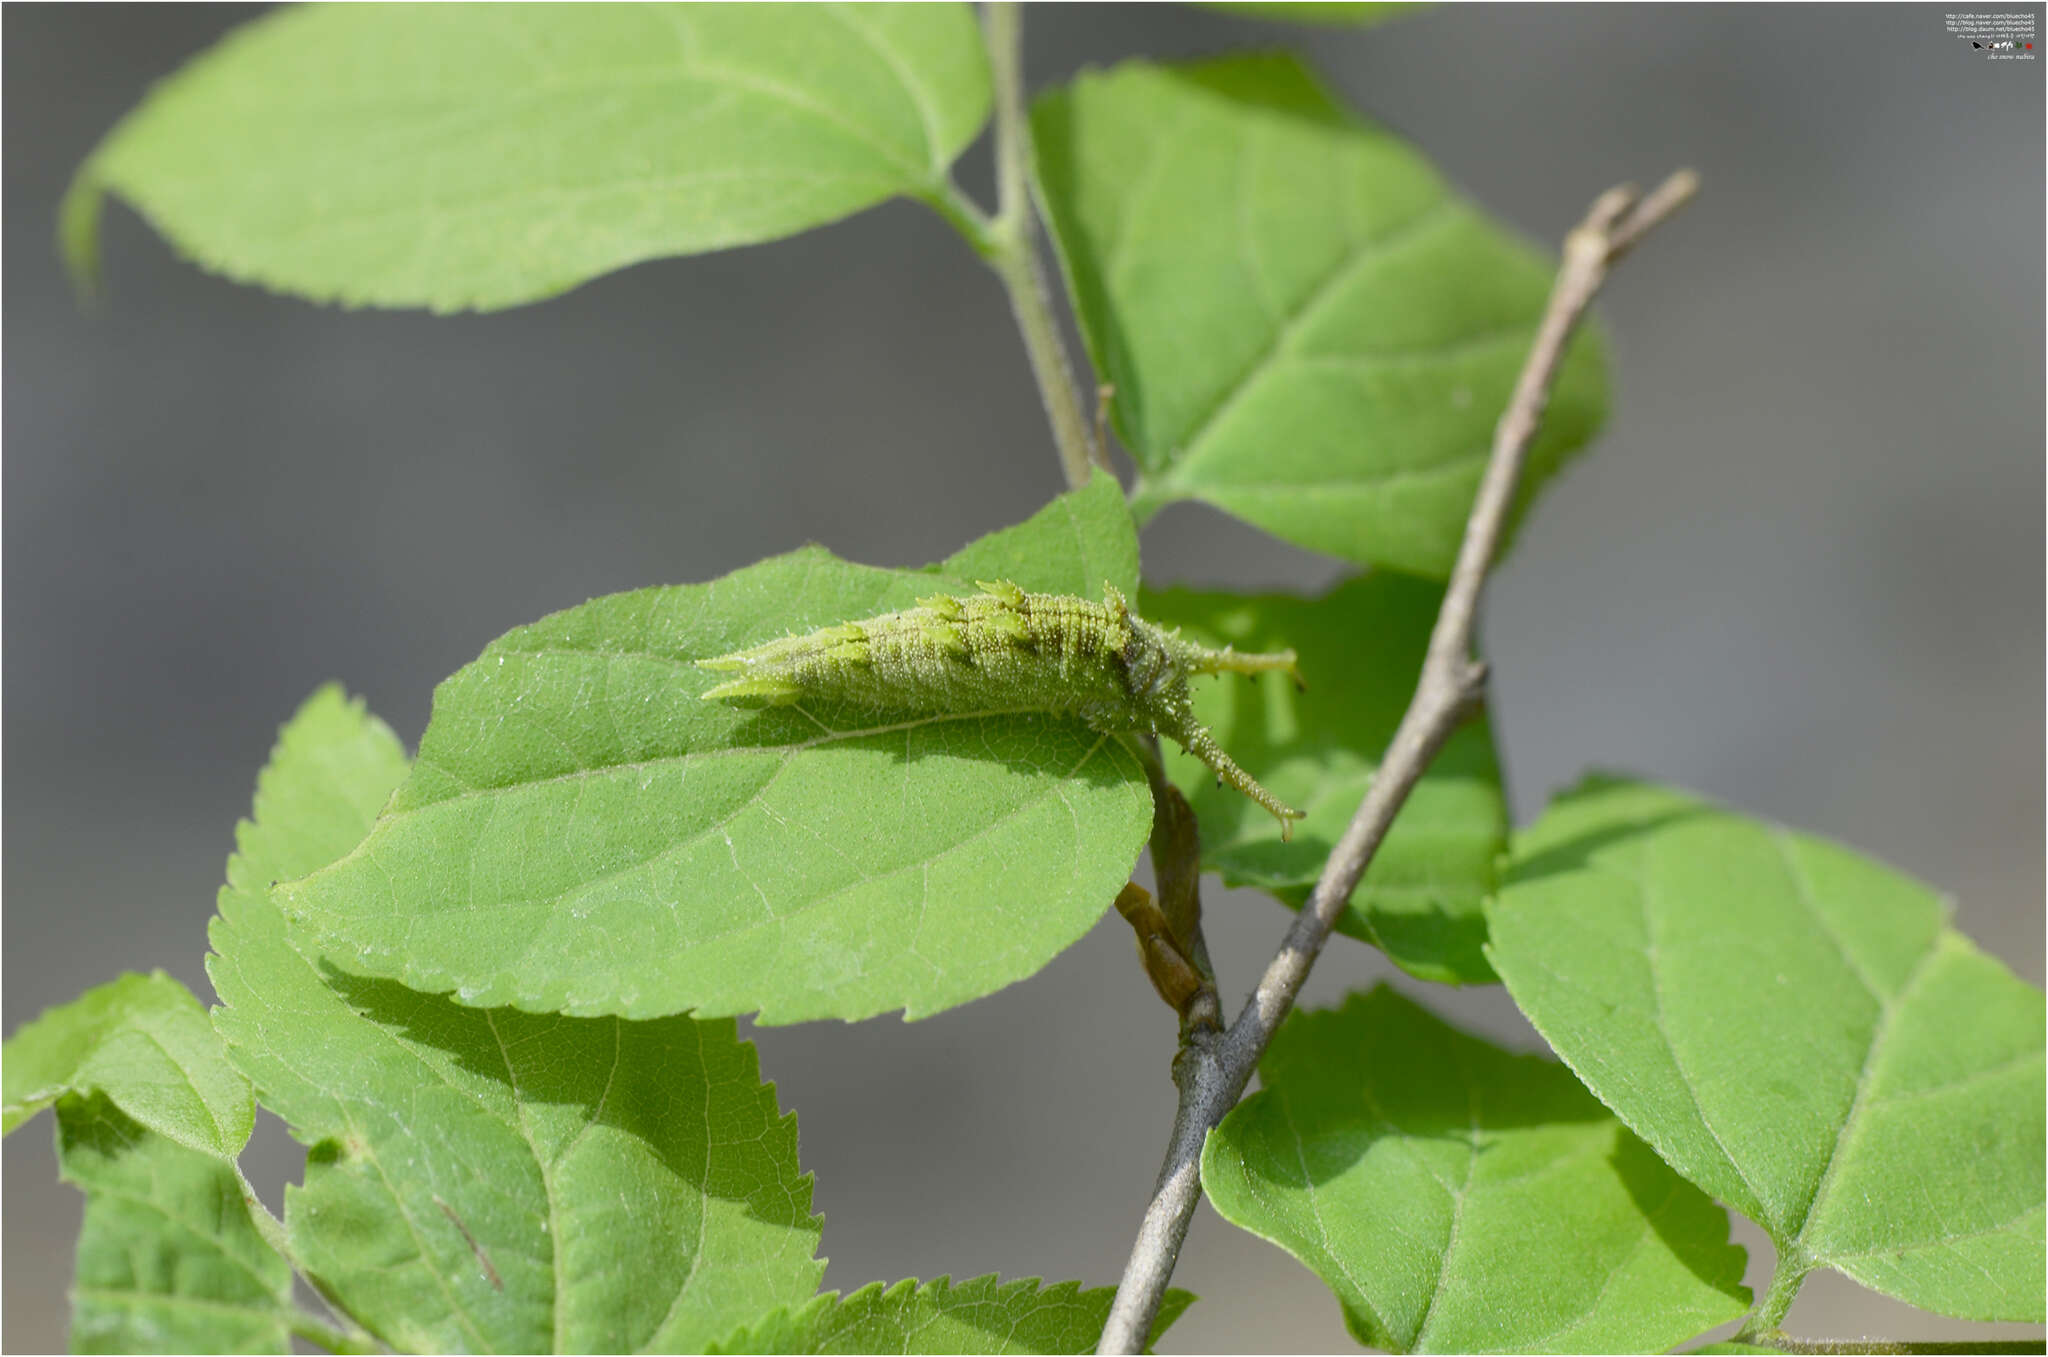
{"left": 1406, "top": 1035, "right": 1480, "bottom": 1353}
{"left": 66, "top": 1179, "right": 286, "bottom": 1303}
{"left": 72, "top": 1284, "right": 291, "bottom": 1330}
{"left": 150, "top": 9, "right": 942, "bottom": 188}
{"left": 404, "top": 704, "right": 1083, "bottom": 805}
{"left": 1783, "top": 937, "right": 1942, "bottom": 1264}
{"left": 494, "top": 729, "right": 1121, "bottom": 934}
{"left": 1155, "top": 196, "right": 1460, "bottom": 473}
{"left": 1638, "top": 851, "right": 1777, "bottom": 1227}
{"left": 351, "top": 731, "right": 1136, "bottom": 1019}
{"left": 214, "top": 895, "right": 504, "bottom": 1352}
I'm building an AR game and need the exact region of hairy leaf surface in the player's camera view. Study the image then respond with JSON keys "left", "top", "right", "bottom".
{"left": 209, "top": 687, "right": 824, "bottom": 1351}
{"left": 1141, "top": 576, "right": 1506, "bottom": 982}
{"left": 1486, "top": 777, "right": 2047, "bottom": 1322}
{"left": 1033, "top": 55, "right": 1606, "bottom": 577}
{"left": 3, "top": 971, "right": 251, "bottom": 1160}
{"left": 65, "top": 4, "right": 990, "bottom": 310}
{"left": 710, "top": 1275, "right": 1194, "bottom": 1354}
{"left": 1203, "top": 987, "right": 1750, "bottom": 1353}
{"left": 276, "top": 477, "right": 1151, "bottom": 1025}
{"left": 58, "top": 1095, "right": 295, "bottom": 1355}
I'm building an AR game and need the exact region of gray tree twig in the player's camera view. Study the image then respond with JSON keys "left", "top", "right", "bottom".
{"left": 1095, "top": 169, "right": 1702, "bottom": 1356}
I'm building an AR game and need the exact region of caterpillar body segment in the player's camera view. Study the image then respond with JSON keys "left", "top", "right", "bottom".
{"left": 699, "top": 583, "right": 1136, "bottom": 715}
{"left": 698, "top": 580, "right": 1307, "bottom": 838}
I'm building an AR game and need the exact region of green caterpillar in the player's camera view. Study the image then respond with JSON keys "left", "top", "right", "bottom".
{"left": 698, "top": 580, "right": 1307, "bottom": 838}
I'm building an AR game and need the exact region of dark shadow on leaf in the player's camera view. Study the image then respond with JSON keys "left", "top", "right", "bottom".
{"left": 1145, "top": 575, "right": 1504, "bottom": 981}
{"left": 1165, "top": 53, "right": 1362, "bottom": 131}
{"left": 1220, "top": 989, "right": 1746, "bottom": 1346}
{"left": 1609, "top": 1130, "right": 1751, "bottom": 1303}
{"left": 319, "top": 966, "right": 815, "bottom": 1235}
{"left": 1328, "top": 892, "right": 1494, "bottom": 984}
{"left": 725, "top": 1279, "right": 1195, "bottom": 1356}
{"left": 1234, "top": 986, "right": 1612, "bottom": 1194}
{"left": 717, "top": 706, "right": 1142, "bottom": 802}
{"left": 1503, "top": 804, "right": 1704, "bottom": 889}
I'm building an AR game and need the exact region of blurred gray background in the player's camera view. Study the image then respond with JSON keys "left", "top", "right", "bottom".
{"left": 6, "top": 4, "right": 2042, "bottom": 1352}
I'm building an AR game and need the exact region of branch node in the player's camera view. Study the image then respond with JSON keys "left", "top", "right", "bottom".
{"left": 1457, "top": 658, "right": 1491, "bottom": 708}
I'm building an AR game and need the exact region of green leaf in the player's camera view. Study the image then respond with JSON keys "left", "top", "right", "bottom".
{"left": 710, "top": 1275, "right": 1195, "bottom": 1354}
{"left": 1486, "top": 777, "right": 2047, "bottom": 1323}
{"left": 208, "top": 687, "right": 825, "bottom": 1351}
{"left": 276, "top": 477, "right": 1151, "bottom": 1024}
{"left": 66, "top": 3, "right": 991, "bottom": 311}
{"left": 1032, "top": 55, "right": 1606, "bottom": 578}
{"left": 58, "top": 1093, "right": 294, "bottom": 1355}
{"left": 1140, "top": 575, "right": 1506, "bottom": 983}
{"left": 936, "top": 470, "right": 1141, "bottom": 602}
{"left": 3, "top": 971, "right": 252, "bottom": 1160}
{"left": 1198, "top": 2, "right": 1423, "bottom": 27}
{"left": 1203, "top": 986, "right": 1750, "bottom": 1353}
{"left": 1693, "top": 1348, "right": 2043, "bottom": 1357}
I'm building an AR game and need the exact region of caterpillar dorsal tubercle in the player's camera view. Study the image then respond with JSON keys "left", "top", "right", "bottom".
{"left": 697, "top": 580, "right": 1307, "bottom": 838}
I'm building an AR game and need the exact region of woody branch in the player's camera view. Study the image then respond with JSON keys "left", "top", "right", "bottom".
{"left": 1095, "top": 169, "right": 1701, "bottom": 1356}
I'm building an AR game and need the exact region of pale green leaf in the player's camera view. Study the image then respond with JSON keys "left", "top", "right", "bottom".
{"left": 275, "top": 478, "right": 1151, "bottom": 1024}
{"left": 1203, "top": 986, "right": 1750, "bottom": 1353}
{"left": 58, "top": 1094, "right": 294, "bottom": 1355}
{"left": 3, "top": 972, "right": 252, "bottom": 1160}
{"left": 1140, "top": 576, "right": 1506, "bottom": 983}
{"left": 710, "top": 1275, "right": 1195, "bottom": 1354}
{"left": 938, "top": 470, "right": 1140, "bottom": 601}
{"left": 67, "top": 3, "right": 990, "bottom": 311}
{"left": 1486, "top": 777, "right": 2047, "bottom": 1323}
{"left": 208, "top": 686, "right": 825, "bottom": 1351}
{"left": 1033, "top": 55, "right": 1606, "bottom": 578}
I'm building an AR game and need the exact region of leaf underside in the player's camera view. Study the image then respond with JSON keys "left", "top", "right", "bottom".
{"left": 709, "top": 1275, "right": 1196, "bottom": 1354}
{"left": 3, "top": 970, "right": 252, "bottom": 1161}
{"left": 58, "top": 1094, "right": 296, "bottom": 1355}
{"left": 208, "top": 686, "right": 825, "bottom": 1352}
{"left": 273, "top": 476, "right": 1152, "bottom": 1027}
{"left": 1486, "top": 776, "right": 2047, "bottom": 1323}
{"left": 1203, "top": 986, "right": 1750, "bottom": 1353}
{"left": 1141, "top": 575, "right": 1508, "bottom": 983}
{"left": 1033, "top": 54, "right": 1606, "bottom": 577}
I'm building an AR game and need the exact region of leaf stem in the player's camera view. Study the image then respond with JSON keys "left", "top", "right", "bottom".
{"left": 233, "top": 1163, "right": 293, "bottom": 1267}
{"left": 1128, "top": 735, "right": 1220, "bottom": 1034}
{"left": 236, "top": 1163, "right": 382, "bottom": 1353}
{"left": 974, "top": 1, "right": 1105, "bottom": 489}
{"left": 1094, "top": 170, "right": 1701, "bottom": 1355}
{"left": 289, "top": 1311, "right": 385, "bottom": 1355}
{"left": 1738, "top": 1253, "right": 1813, "bottom": 1342}
{"left": 924, "top": 179, "right": 999, "bottom": 259}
